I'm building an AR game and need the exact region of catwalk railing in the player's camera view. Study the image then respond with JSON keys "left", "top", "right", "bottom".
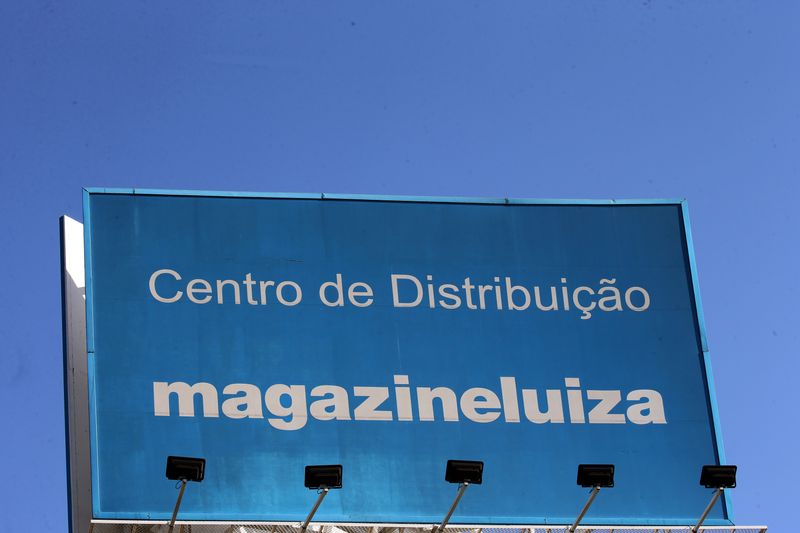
{"left": 88, "top": 522, "right": 768, "bottom": 533}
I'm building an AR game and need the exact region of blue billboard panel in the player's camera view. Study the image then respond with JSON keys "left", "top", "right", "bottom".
{"left": 83, "top": 190, "right": 728, "bottom": 526}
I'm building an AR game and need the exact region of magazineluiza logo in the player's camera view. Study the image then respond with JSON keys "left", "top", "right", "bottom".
{"left": 153, "top": 376, "right": 666, "bottom": 431}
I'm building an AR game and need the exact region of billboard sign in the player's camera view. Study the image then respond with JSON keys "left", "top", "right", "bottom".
{"left": 82, "top": 189, "right": 729, "bottom": 526}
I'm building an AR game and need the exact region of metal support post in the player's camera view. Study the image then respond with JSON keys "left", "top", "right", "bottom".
{"left": 301, "top": 487, "right": 329, "bottom": 533}
{"left": 432, "top": 482, "right": 469, "bottom": 533}
{"left": 168, "top": 480, "right": 188, "bottom": 532}
{"left": 568, "top": 485, "right": 601, "bottom": 533}
{"left": 692, "top": 488, "right": 723, "bottom": 533}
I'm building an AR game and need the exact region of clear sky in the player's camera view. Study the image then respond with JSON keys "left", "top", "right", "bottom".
{"left": 1, "top": 2, "right": 797, "bottom": 531}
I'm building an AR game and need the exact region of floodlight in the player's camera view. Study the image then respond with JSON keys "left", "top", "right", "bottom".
{"left": 300, "top": 465, "right": 343, "bottom": 533}
{"left": 166, "top": 456, "right": 206, "bottom": 482}
{"left": 304, "top": 464, "right": 343, "bottom": 489}
{"left": 569, "top": 464, "right": 615, "bottom": 533}
{"left": 165, "top": 456, "right": 205, "bottom": 532}
{"left": 576, "top": 464, "right": 614, "bottom": 488}
{"left": 692, "top": 465, "right": 738, "bottom": 533}
{"left": 432, "top": 459, "right": 484, "bottom": 533}
{"left": 445, "top": 460, "right": 484, "bottom": 485}
{"left": 700, "top": 465, "right": 737, "bottom": 489}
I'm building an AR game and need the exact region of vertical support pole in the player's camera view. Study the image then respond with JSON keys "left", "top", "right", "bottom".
{"left": 692, "top": 488, "right": 723, "bottom": 533}
{"left": 568, "top": 486, "right": 601, "bottom": 533}
{"left": 432, "top": 482, "right": 469, "bottom": 533}
{"left": 301, "top": 488, "right": 329, "bottom": 533}
{"left": 168, "top": 480, "right": 188, "bottom": 532}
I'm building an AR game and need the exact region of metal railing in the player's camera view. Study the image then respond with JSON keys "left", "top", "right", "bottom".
{"left": 89, "top": 522, "right": 768, "bottom": 533}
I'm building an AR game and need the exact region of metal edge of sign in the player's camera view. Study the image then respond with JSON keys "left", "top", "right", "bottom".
{"left": 680, "top": 200, "right": 733, "bottom": 524}
{"left": 60, "top": 217, "right": 76, "bottom": 533}
{"left": 82, "top": 188, "right": 104, "bottom": 520}
{"left": 82, "top": 187, "right": 685, "bottom": 206}
{"left": 82, "top": 189, "right": 95, "bottom": 354}
{"left": 62, "top": 215, "right": 93, "bottom": 533}
{"left": 80, "top": 188, "right": 732, "bottom": 526}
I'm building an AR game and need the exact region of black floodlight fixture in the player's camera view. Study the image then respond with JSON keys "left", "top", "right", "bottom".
{"left": 692, "top": 465, "right": 738, "bottom": 532}
{"left": 569, "top": 464, "right": 615, "bottom": 533}
{"left": 700, "top": 465, "right": 737, "bottom": 489}
{"left": 166, "top": 456, "right": 206, "bottom": 482}
{"left": 304, "top": 464, "right": 343, "bottom": 489}
{"left": 576, "top": 464, "right": 615, "bottom": 488}
{"left": 165, "top": 456, "right": 206, "bottom": 532}
{"left": 445, "top": 460, "right": 484, "bottom": 485}
{"left": 301, "top": 465, "right": 343, "bottom": 533}
{"left": 433, "top": 460, "right": 484, "bottom": 533}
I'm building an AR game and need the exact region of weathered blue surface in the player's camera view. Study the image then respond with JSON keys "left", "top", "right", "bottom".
{"left": 84, "top": 190, "right": 725, "bottom": 525}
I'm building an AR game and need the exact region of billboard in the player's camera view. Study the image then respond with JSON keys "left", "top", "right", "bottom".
{"left": 81, "top": 189, "right": 729, "bottom": 526}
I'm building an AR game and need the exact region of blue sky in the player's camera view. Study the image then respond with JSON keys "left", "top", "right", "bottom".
{"left": 1, "top": 2, "right": 797, "bottom": 531}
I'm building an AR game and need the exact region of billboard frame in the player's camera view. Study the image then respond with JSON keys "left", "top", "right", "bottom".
{"left": 70, "top": 188, "right": 732, "bottom": 527}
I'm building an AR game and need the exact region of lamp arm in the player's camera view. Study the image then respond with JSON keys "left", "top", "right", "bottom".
{"left": 432, "top": 482, "right": 469, "bottom": 533}
{"left": 301, "top": 487, "right": 329, "bottom": 533}
{"left": 568, "top": 485, "right": 601, "bottom": 533}
{"left": 692, "top": 488, "right": 723, "bottom": 533}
